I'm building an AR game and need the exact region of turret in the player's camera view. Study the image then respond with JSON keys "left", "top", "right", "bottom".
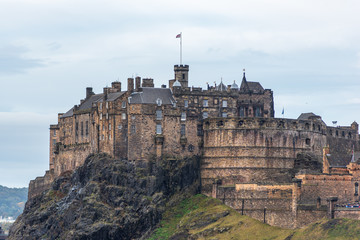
{"left": 174, "top": 64, "right": 189, "bottom": 88}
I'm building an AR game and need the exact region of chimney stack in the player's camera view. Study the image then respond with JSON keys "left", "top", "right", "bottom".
{"left": 86, "top": 87, "right": 94, "bottom": 99}
{"left": 135, "top": 76, "right": 141, "bottom": 91}
{"left": 111, "top": 82, "right": 121, "bottom": 92}
{"left": 127, "top": 78, "right": 134, "bottom": 92}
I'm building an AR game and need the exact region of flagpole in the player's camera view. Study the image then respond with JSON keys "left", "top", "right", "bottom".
{"left": 180, "top": 32, "right": 182, "bottom": 65}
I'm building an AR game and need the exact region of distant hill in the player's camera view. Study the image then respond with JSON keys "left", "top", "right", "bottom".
{"left": 0, "top": 185, "right": 28, "bottom": 218}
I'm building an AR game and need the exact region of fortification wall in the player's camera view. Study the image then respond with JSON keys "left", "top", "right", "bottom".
{"left": 28, "top": 170, "right": 54, "bottom": 199}
{"left": 54, "top": 143, "right": 92, "bottom": 177}
{"left": 297, "top": 174, "right": 360, "bottom": 204}
{"left": 215, "top": 183, "right": 296, "bottom": 228}
{"left": 335, "top": 209, "right": 360, "bottom": 219}
{"left": 202, "top": 117, "right": 327, "bottom": 195}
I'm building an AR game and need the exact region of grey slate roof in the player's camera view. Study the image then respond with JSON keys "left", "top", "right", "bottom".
{"left": 297, "top": 112, "right": 321, "bottom": 121}
{"left": 61, "top": 93, "right": 104, "bottom": 118}
{"left": 216, "top": 81, "right": 227, "bottom": 91}
{"left": 328, "top": 152, "right": 352, "bottom": 167}
{"left": 239, "top": 73, "right": 264, "bottom": 93}
{"left": 247, "top": 82, "right": 264, "bottom": 93}
{"left": 129, "top": 87, "right": 175, "bottom": 105}
{"left": 96, "top": 91, "right": 125, "bottom": 102}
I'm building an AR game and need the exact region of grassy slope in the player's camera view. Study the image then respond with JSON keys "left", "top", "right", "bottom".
{"left": 148, "top": 194, "right": 360, "bottom": 240}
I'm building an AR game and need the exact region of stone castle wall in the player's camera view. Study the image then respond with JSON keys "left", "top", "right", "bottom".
{"left": 201, "top": 117, "right": 327, "bottom": 195}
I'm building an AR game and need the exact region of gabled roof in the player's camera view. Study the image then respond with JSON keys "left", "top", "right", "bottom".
{"left": 297, "top": 112, "right": 321, "bottom": 121}
{"left": 61, "top": 93, "right": 104, "bottom": 118}
{"left": 239, "top": 72, "right": 264, "bottom": 93}
{"left": 327, "top": 152, "right": 352, "bottom": 168}
{"left": 129, "top": 87, "right": 175, "bottom": 105}
{"left": 216, "top": 81, "right": 227, "bottom": 91}
{"left": 96, "top": 91, "right": 125, "bottom": 102}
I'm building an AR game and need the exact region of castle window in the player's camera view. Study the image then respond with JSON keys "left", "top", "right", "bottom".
{"left": 305, "top": 138, "right": 311, "bottom": 146}
{"left": 99, "top": 103, "right": 102, "bottom": 110}
{"left": 329, "top": 129, "right": 333, "bottom": 136}
{"left": 182, "top": 73, "right": 185, "bottom": 79}
{"left": 53, "top": 129, "right": 56, "bottom": 137}
{"left": 81, "top": 122, "right": 84, "bottom": 136}
{"left": 131, "top": 125, "right": 136, "bottom": 134}
{"left": 156, "top": 124, "right": 162, "bottom": 134}
{"left": 349, "top": 132, "right": 352, "bottom": 139}
{"left": 122, "top": 113, "right": 126, "bottom": 120}
{"left": 255, "top": 107, "right": 261, "bottom": 117}
{"left": 109, "top": 134, "right": 111, "bottom": 140}
{"left": 203, "top": 112, "right": 208, "bottom": 119}
{"left": 53, "top": 139, "right": 56, "bottom": 147}
{"left": 156, "top": 110, "right": 162, "bottom": 120}
{"left": 131, "top": 115, "right": 136, "bottom": 120}
{"left": 75, "top": 122, "right": 79, "bottom": 136}
{"left": 355, "top": 182, "right": 359, "bottom": 196}
{"left": 106, "top": 102, "right": 109, "bottom": 109}
{"left": 222, "top": 112, "right": 227, "bottom": 118}
{"left": 239, "top": 107, "right": 245, "bottom": 117}
{"left": 313, "top": 124, "right": 315, "bottom": 131}
{"left": 203, "top": 99, "right": 208, "bottom": 107}
{"left": 222, "top": 100, "right": 227, "bottom": 108}
{"left": 318, "top": 125, "right": 321, "bottom": 131}
{"left": 305, "top": 123, "right": 309, "bottom": 130}
{"left": 184, "top": 100, "right": 188, "bottom": 108}
{"left": 109, "top": 124, "right": 111, "bottom": 131}
{"left": 122, "top": 101, "right": 126, "bottom": 108}
{"left": 214, "top": 98, "right": 218, "bottom": 105}
{"left": 342, "top": 131, "right": 345, "bottom": 137}
{"left": 86, "top": 121, "right": 89, "bottom": 136}
{"left": 336, "top": 130, "right": 338, "bottom": 136}
{"left": 118, "top": 124, "right": 122, "bottom": 130}
{"left": 181, "top": 112, "right": 186, "bottom": 121}
{"left": 197, "top": 124, "right": 203, "bottom": 136}
{"left": 181, "top": 124, "right": 186, "bottom": 136}
{"left": 156, "top": 98, "right": 162, "bottom": 106}
{"left": 100, "top": 113, "right": 103, "bottom": 120}
{"left": 106, "top": 113, "right": 109, "bottom": 119}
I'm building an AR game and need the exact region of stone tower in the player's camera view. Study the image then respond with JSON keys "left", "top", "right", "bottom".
{"left": 174, "top": 64, "right": 189, "bottom": 88}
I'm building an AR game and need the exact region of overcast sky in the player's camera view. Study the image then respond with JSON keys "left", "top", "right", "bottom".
{"left": 1, "top": 0, "right": 359, "bottom": 187}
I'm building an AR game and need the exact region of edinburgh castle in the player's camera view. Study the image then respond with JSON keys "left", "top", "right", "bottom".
{"left": 29, "top": 64, "right": 360, "bottom": 229}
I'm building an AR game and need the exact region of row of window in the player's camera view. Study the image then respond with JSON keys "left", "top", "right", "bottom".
{"left": 75, "top": 121, "right": 89, "bottom": 137}
{"left": 184, "top": 99, "right": 227, "bottom": 108}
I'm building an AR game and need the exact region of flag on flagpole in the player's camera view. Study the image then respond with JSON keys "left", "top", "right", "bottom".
{"left": 282, "top": 107, "right": 284, "bottom": 115}
{"left": 176, "top": 33, "right": 181, "bottom": 38}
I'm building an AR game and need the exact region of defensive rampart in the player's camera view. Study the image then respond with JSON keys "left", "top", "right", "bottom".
{"left": 201, "top": 117, "right": 327, "bottom": 195}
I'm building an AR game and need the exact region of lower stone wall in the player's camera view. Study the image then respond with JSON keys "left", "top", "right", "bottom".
{"left": 295, "top": 209, "right": 327, "bottom": 228}
{"left": 335, "top": 209, "right": 360, "bottom": 219}
{"left": 28, "top": 170, "right": 55, "bottom": 199}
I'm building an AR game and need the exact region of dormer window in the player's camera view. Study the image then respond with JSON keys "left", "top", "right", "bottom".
{"left": 122, "top": 101, "right": 126, "bottom": 108}
{"left": 156, "top": 98, "right": 162, "bottom": 106}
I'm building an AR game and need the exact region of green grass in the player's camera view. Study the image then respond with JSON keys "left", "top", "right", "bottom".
{"left": 148, "top": 194, "right": 360, "bottom": 240}
{"left": 147, "top": 194, "right": 201, "bottom": 240}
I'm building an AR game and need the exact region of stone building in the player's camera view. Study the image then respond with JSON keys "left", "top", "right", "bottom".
{"left": 29, "top": 64, "right": 360, "bottom": 228}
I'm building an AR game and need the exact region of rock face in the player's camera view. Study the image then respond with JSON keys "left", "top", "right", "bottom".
{"left": 9, "top": 154, "right": 200, "bottom": 240}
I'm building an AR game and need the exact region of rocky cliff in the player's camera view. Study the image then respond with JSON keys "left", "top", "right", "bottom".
{"left": 9, "top": 154, "right": 200, "bottom": 240}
